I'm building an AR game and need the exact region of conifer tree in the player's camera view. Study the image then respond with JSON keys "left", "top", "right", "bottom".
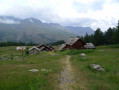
{"left": 93, "top": 28, "right": 104, "bottom": 46}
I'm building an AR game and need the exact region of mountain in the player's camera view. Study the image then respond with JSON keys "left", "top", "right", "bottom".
{"left": 0, "top": 16, "right": 94, "bottom": 43}
{"left": 0, "top": 16, "right": 75, "bottom": 43}
{"left": 65, "top": 26, "right": 94, "bottom": 36}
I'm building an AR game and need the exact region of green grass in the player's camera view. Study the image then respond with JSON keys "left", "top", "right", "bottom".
{"left": 0, "top": 46, "right": 63, "bottom": 90}
{"left": 0, "top": 45, "right": 119, "bottom": 90}
{"left": 63, "top": 45, "right": 119, "bottom": 90}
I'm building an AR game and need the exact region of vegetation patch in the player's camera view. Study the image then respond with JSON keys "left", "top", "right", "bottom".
{"left": 80, "top": 57, "right": 89, "bottom": 61}
{"left": 66, "top": 49, "right": 94, "bottom": 55}
{"left": 0, "top": 46, "right": 63, "bottom": 90}
{"left": 108, "top": 44, "right": 119, "bottom": 48}
{"left": 69, "top": 45, "right": 119, "bottom": 89}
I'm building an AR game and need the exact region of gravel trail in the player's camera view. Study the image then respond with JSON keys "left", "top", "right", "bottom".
{"left": 59, "top": 55, "right": 75, "bottom": 90}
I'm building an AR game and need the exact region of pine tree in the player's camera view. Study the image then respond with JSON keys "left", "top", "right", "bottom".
{"left": 105, "top": 27, "right": 114, "bottom": 44}
{"left": 93, "top": 28, "right": 104, "bottom": 46}
{"left": 112, "top": 21, "right": 119, "bottom": 44}
{"left": 84, "top": 33, "right": 90, "bottom": 43}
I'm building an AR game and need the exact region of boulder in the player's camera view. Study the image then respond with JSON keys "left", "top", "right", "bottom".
{"left": 29, "top": 69, "right": 39, "bottom": 72}
{"left": 80, "top": 53, "right": 86, "bottom": 57}
{"left": 97, "top": 68, "right": 105, "bottom": 71}
{"left": 90, "top": 64, "right": 105, "bottom": 71}
{"left": 0, "top": 57, "right": 4, "bottom": 60}
{"left": 91, "top": 64, "right": 101, "bottom": 69}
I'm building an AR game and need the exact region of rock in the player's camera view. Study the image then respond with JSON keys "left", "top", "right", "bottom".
{"left": 97, "top": 68, "right": 105, "bottom": 71}
{"left": 0, "top": 57, "right": 4, "bottom": 60}
{"left": 29, "top": 69, "right": 39, "bottom": 72}
{"left": 90, "top": 64, "right": 105, "bottom": 71}
{"left": 80, "top": 53, "right": 86, "bottom": 57}
{"left": 93, "top": 65, "right": 101, "bottom": 69}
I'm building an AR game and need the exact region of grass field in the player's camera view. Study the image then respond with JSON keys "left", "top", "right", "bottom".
{"left": 0, "top": 46, "right": 64, "bottom": 90}
{"left": 0, "top": 45, "right": 119, "bottom": 90}
{"left": 63, "top": 45, "right": 119, "bottom": 90}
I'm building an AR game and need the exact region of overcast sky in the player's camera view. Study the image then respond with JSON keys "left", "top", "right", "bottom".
{"left": 0, "top": 0, "right": 119, "bottom": 31}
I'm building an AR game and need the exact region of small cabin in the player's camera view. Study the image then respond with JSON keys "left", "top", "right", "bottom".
{"left": 59, "top": 38, "right": 86, "bottom": 50}
{"left": 29, "top": 44, "right": 55, "bottom": 54}
{"left": 29, "top": 46, "right": 40, "bottom": 54}
{"left": 37, "top": 44, "right": 55, "bottom": 51}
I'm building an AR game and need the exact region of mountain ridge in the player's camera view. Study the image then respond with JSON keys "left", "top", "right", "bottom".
{"left": 0, "top": 16, "right": 94, "bottom": 43}
{"left": 65, "top": 26, "right": 94, "bottom": 36}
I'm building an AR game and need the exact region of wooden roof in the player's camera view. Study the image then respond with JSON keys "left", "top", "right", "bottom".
{"left": 29, "top": 44, "right": 55, "bottom": 52}
{"left": 59, "top": 44, "right": 66, "bottom": 50}
{"left": 66, "top": 38, "right": 79, "bottom": 45}
{"left": 37, "top": 44, "right": 55, "bottom": 51}
{"left": 29, "top": 46, "right": 41, "bottom": 51}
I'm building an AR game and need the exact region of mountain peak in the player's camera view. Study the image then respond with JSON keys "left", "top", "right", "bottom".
{"left": 22, "top": 17, "right": 42, "bottom": 24}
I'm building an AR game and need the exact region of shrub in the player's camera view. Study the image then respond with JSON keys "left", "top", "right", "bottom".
{"left": 25, "top": 47, "right": 29, "bottom": 56}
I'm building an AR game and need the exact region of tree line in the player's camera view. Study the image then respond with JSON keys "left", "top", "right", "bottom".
{"left": 78, "top": 21, "right": 119, "bottom": 46}
{"left": 0, "top": 41, "right": 38, "bottom": 47}
{"left": 0, "top": 40, "right": 65, "bottom": 47}
{"left": 48, "top": 40, "right": 65, "bottom": 46}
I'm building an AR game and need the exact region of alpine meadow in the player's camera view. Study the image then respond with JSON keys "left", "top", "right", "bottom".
{"left": 0, "top": 0, "right": 119, "bottom": 90}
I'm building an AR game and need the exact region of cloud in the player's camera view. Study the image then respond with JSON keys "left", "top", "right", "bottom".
{"left": 0, "top": 19, "right": 19, "bottom": 24}
{"left": 0, "top": 0, "right": 119, "bottom": 31}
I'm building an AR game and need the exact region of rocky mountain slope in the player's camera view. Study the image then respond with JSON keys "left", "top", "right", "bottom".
{"left": 0, "top": 16, "right": 94, "bottom": 43}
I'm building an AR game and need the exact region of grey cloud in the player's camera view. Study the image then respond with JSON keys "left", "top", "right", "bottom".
{"left": 4, "top": 6, "right": 61, "bottom": 23}
{"left": 60, "top": 17, "right": 117, "bottom": 31}
{"left": 0, "top": 19, "right": 19, "bottom": 24}
{"left": 0, "top": 0, "right": 118, "bottom": 31}
{"left": 60, "top": 18, "right": 96, "bottom": 27}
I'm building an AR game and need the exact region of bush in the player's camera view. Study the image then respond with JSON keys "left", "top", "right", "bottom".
{"left": 25, "top": 47, "right": 29, "bottom": 56}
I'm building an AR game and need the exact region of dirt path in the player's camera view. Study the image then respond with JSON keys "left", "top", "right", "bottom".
{"left": 59, "top": 55, "right": 76, "bottom": 90}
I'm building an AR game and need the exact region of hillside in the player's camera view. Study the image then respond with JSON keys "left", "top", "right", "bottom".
{"left": 65, "top": 26, "right": 94, "bottom": 36}
{"left": 0, "top": 16, "right": 94, "bottom": 43}
{"left": 0, "top": 16, "right": 74, "bottom": 43}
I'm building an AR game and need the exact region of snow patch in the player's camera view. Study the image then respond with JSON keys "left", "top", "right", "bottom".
{"left": 29, "top": 19, "right": 34, "bottom": 23}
